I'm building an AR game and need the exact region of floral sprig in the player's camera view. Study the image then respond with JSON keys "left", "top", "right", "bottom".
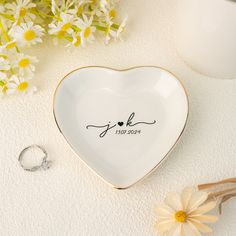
{"left": 155, "top": 177, "right": 236, "bottom": 236}
{"left": 0, "top": 0, "right": 127, "bottom": 96}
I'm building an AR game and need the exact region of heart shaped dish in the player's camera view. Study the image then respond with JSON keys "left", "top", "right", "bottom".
{"left": 53, "top": 66, "right": 188, "bottom": 189}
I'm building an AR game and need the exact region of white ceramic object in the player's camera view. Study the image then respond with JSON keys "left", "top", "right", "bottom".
{"left": 53, "top": 66, "right": 188, "bottom": 189}
{"left": 175, "top": 0, "right": 236, "bottom": 79}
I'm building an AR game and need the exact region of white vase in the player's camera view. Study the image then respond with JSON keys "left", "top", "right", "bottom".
{"left": 175, "top": 0, "right": 236, "bottom": 79}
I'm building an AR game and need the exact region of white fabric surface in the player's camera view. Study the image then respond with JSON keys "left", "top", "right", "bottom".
{"left": 0, "top": 1, "right": 236, "bottom": 235}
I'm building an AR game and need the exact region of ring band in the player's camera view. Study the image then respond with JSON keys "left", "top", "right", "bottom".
{"left": 18, "top": 145, "right": 52, "bottom": 171}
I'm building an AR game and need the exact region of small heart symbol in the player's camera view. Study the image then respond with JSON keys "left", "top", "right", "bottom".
{"left": 118, "top": 122, "right": 124, "bottom": 126}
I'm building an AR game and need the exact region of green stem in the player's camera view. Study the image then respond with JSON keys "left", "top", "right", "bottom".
{"left": 31, "top": 8, "right": 55, "bottom": 19}
{"left": 94, "top": 22, "right": 119, "bottom": 31}
{"left": 16, "top": 46, "right": 20, "bottom": 53}
{"left": 111, "top": 23, "right": 119, "bottom": 30}
{"left": 72, "top": 25, "right": 81, "bottom": 32}
{"left": 95, "top": 25, "right": 107, "bottom": 31}
{"left": 0, "top": 18, "right": 10, "bottom": 42}
{"left": 65, "top": 36, "right": 73, "bottom": 42}
{"left": 0, "top": 13, "right": 15, "bottom": 21}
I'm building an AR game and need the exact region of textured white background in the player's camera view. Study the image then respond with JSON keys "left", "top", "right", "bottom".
{"left": 0, "top": 1, "right": 236, "bottom": 235}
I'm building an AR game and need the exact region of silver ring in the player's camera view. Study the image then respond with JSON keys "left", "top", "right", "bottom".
{"left": 18, "top": 145, "right": 52, "bottom": 171}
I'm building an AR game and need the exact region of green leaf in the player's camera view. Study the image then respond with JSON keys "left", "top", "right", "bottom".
{"left": 0, "top": 80, "right": 5, "bottom": 86}
{"left": 0, "top": 13, "right": 15, "bottom": 21}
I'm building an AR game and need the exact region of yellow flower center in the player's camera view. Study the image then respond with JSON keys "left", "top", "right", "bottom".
{"left": 17, "top": 82, "right": 28, "bottom": 91}
{"left": 61, "top": 23, "right": 72, "bottom": 31}
{"left": 84, "top": 27, "right": 91, "bottom": 38}
{"left": 74, "top": 36, "right": 81, "bottom": 47}
{"left": 6, "top": 41, "right": 16, "bottom": 49}
{"left": 57, "top": 31, "right": 65, "bottom": 38}
{"left": 175, "top": 211, "right": 187, "bottom": 223}
{"left": 24, "top": 30, "right": 36, "bottom": 41}
{"left": 109, "top": 9, "right": 116, "bottom": 18}
{"left": 18, "top": 58, "right": 30, "bottom": 68}
{"left": 19, "top": 8, "right": 27, "bottom": 17}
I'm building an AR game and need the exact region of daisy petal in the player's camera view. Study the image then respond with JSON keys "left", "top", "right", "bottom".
{"left": 188, "top": 219, "right": 213, "bottom": 233}
{"left": 190, "top": 201, "right": 217, "bottom": 215}
{"left": 183, "top": 222, "right": 201, "bottom": 236}
{"left": 167, "top": 223, "right": 182, "bottom": 236}
{"left": 155, "top": 203, "right": 174, "bottom": 218}
{"left": 155, "top": 219, "right": 176, "bottom": 234}
{"left": 181, "top": 187, "right": 194, "bottom": 210}
{"left": 165, "top": 192, "right": 183, "bottom": 211}
{"left": 187, "top": 191, "right": 208, "bottom": 212}
{"left": 189, "top": 214, "right": 218, "bottom": 223}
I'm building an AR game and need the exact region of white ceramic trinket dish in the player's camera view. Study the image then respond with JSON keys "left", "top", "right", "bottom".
{"left": 53, "top": 66, "right": 188, "bottom": 189}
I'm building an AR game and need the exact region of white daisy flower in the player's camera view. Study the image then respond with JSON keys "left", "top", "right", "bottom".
{"left": 51, "top": 0, "right": 76, "bottom": 16}
{"left": 9, "top": 22, "right": 44, "bottom": 47}
{"left": 66, "top": 32, "right": 84, "bottom": 48}
{"left": 0, "top": 40, "right": 17, "bottom": 52}
{"left": 5, "top": 0, "right": 36, "bottom": 23}
{"left": 86, "top": 1, "right": 103, "bottom": 17}
{"left": 12, "top": 53, "right": 38, "bottom": 76}
{"left": 72, "top": 0, "right": 92, "bottom": 16}
{"left": 111, "top": 16, "right": 127, "bottom": 39}
{"left": 104, "top": 20, "right": 115, "bottom": 44}
{"left": 75, "top": 15, "right": 96, "bottom": 45}
{"left": 104, "top": 16, "right": 127, "bottom": 44}
{"left": 48, "top": 12, "right": 75, "bottom": 36}
{"left": 0, "top": 57, "right": 11, "bottom": 71}
{"left": 155, "top": 187, "right": 218, "bottom": 236}
{"left": 100, "top": 0, "right": 118, "bottom": 13}
{"left": 0, "top": 43, "right": 16, "bottom": 65}
{"left": 7, "top": 75, "right": 36, "bottom": 95}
